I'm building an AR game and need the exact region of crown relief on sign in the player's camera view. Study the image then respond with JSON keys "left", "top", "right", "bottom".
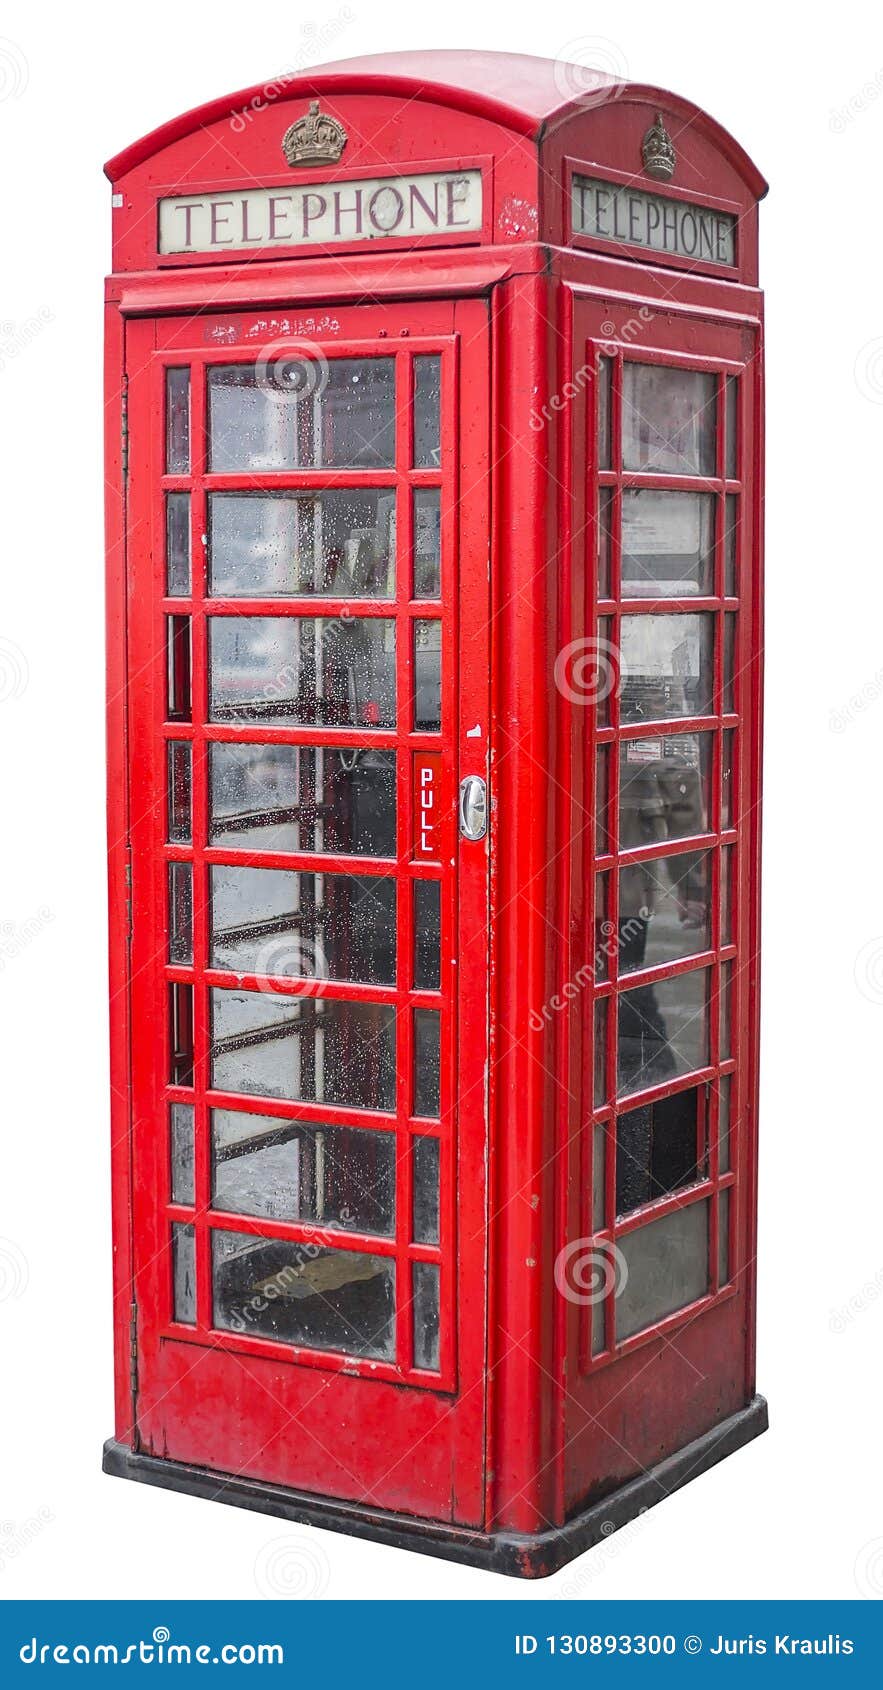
{"left": 642, "top": 112, "right": 676, "bottom": 181}
{"left": 282, "top": 101, "right": 348, "bottom": 167}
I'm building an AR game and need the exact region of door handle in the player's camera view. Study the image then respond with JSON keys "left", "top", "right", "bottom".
{"left": 458, "top": 775, "right": 488, "bottom": 841}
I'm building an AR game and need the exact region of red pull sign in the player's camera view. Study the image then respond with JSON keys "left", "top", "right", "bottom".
{"left": 413, "top": 752, "right": 443, "bottom": 861}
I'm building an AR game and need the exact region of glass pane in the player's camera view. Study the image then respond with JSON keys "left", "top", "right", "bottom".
{"left": 723, "top": 615, "right": 737, "bottom": 714}
{"left": 719, "top": 962, "right": 733, "bottom": 1061}
{"left": 167, "top": 741, "right": 192, "bottom": 843}
{"left": 721, "top": 729, "right": 735, "bottom": 829}
{"left": 166, "top": 493, "right": 191, "bottom": 597}
{"left": 718, "top": 1188, "right": 731, "bottom": 1284}
{"left": 619, "top": 849, "right": 710, "bottom": 973}
{"left": 592, "top": 1121, "right": 606, "bottom": 1231}
{"left": 718, "top": 1075, "right": 731, "bottom": 1174}
{"left": 413, "top": 880, "right": 441, "bottom": 989}
{"left": 598, "top": 487, "right": 614, "bottom": 600}
{"left": 591, "top": 1288, "right": 607, "bottom": 1357}
{"left": 169, "top": 982, "right": 193, "bottom": 1087}
{"left": 413, "top": 356, "right": 441, "bottom": 468}
{"left": 209, "top": 490, "right": 395, "bottom": 599}
{"left": 724, "top": 495, "right": 738, "bottom": 596}
{"left": 594, "top": 997, "right": 608, "bottom": 1107}
{"left": 208, "top": 359, "right": 396, "bottom": 471}
{"left": 166, "top": 616, "right": 191, "bottom": 722}
{"left": 621, "top": 490, "right": 714, "bottom": 598}
{"left": 170, "top": 1103, "right": 195, "bottom": 1205}
{"left": 595, "top": 743, "right": 610, "bottom": 854}
{"left": 413, "top": 488, "right": 441, "bottom": 597}
{"left": 615, "top": 1198, "right": 709, "bottom": 1340}
{"left": 212, "top": 1110, "right": 395, "bottom": 1234}
{"left": 412, "top": 1135, "right": 440, "bottom": 1244}
{"left": 412, "top": 1261, "right": 440, "bottom": 1369}
{"left": 414, "top": 1008, "right": 441, "bottom": 1117}
{"left": 620, "top": 613, "right": 714, "bottom": 722}
{"left": 596, "top": 616, "right": 613, "bottom": 727}
{"left": 615, "top": 1086, "right": 702, "bottom": 1216}
{"left": 725, "top": 377, "right": 738, "bottom": 480}
{"left": 211, "top": 987, "right": 396, "bottom": 1110}
{"left": 596, "top": 355, "right": 612, "bottom": 471}
{"left": 720, "top": 845, "right": 733, "bottom": 946}
{"left": 171, "top": 1223, "right": 196, "bottom": 1324}
{"left": 210, "top": 865, "right": 396, "bottom": 984}
{"left": 209, "top": 616, "right": 396, "bottom": 729}
{"left": 619, "top": 733, "right": 712, "bottom": 847}
{"left": 210, "top": 743, "right": 397, "bottom": 858}
{"left": 594, "top": 871, "right": 609, "bottom": 980}
{"left": 212, "top": 1230, "right": 395, "bottom": 1358}
{"left": 622, "top": 363, "right": 715, "bottom": 476}
{"left": 617, "top": 967, "right": 709, "bottom": 1098}
{"left": 168, "top": 862, "right": 193, "bottom": 966}
{"left": 165, "top": 368, "right": 190, "bottom": 474}
{"left": 413, "top": 621, "right": 441, "bottom": 730}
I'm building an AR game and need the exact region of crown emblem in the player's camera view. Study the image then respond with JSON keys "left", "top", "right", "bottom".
{"left": 282, "top": 101, "right": 348, "bottom": 168}
{"left": 642, "top": 112, "right": 676, "bottom": 181}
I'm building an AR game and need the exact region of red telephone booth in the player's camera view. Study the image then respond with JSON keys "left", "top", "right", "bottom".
{"left": 102, "top": 50, "right": 767, "bottom": 1577}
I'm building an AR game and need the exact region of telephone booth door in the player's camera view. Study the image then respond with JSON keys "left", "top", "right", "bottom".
{"left": 121, "top": 297, "right": 491, "bottom": 1526}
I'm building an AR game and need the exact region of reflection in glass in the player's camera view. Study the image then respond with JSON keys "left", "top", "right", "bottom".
{"left": 212, "top": 1110, "right": 395, "bottom": 1234}
{"left": 166, "top": 493, "right": 191, "bottom": 597}
{"left": 209, "top": 615, "right": 396, "bottom": 729}
{"left": 167, "top": 616, "right": 191, "bottom": 722}
{"left": 620, "top": 613, "right": 713, "bottom": 722}
{"left": 172, "top": 1223, "right": 196, "bottom": 1324}
{"left": 165, "top": 368, "right": 190, "bottom": 474}
{"left": 211, "top": 987, "right": 396, "bottom": 1111}
{"left": 622, "top": 363, "right": 716, "bottom": 476}
{"left": 209, "top": 490, "right": 396, "bottom": 598}
{"left": 619, "top": 733, "right": 712, "bottom": 848}
{"left": 413, "top": 880, "right": 441, "bottom": 989}
{"left": 414, "top": 1008, "right": 441, "bottom": 1116}
{"left": 169, "top": 982, "right": 194, "bottom": 1087}
{"left": 621, "top": 490, "right": 714, "bottom": 598}
{"left": 210, "top": 864, "right": 396, "bottom": 984}
{"left": 209, "top": 742, "right": 397, "bottom": 858}
{"left": 212, "top": 1230, "right": 395, "bottom": 1358}
{"left": 619, "top": 849, "right": 710, "bottom": 973}
{"left": 168, "top": 862, "right": 193, "bottom": 966}
{"left": 413, "top": 356, "right": 441, "bottom": 467}
{"left": 615, "top": 1087, "right": 702, "bottom": 1216}
{"left": 167, "top": 742, "right": 192, "bottom": 843}
{"left": 413, "top": 488, "right": 441, "bottom": 597}
{"left": 170, "top": 1103, "right": 195, "bottom": 1205}
{"left": 412, "top": 1261, "right": 440, "bottom": 1369}
{"left": 413, "top": 621, "right": 441, "bottom": 730}
{"left": 615, "top": 1198, "right": 709, "bottom": 1340}
{"left": 617, "top": 967, "right": 709, "bottom": 1097}
{"left": 412, "top": 1135, "right": 440, "bottom": 1244}
{"left": 208, "top": 359, "right": 396, "bottom": 471}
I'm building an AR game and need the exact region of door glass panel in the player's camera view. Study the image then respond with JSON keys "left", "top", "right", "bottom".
{"left": 412, "top": 1135, "right": 440, "bottom": 1243}
{"left": 622, "top": 363, "right": 716, "bottom": 476}
{"left": 615, "top": 1086, "right": 702, "bottom": 1216}
{"left": 413, "top": 356, "right": 441, "bottom": 467}
{"left": 209, "top": 491, "right": 396, "bottom": 599}
{"left": 413, "top": 1009, "right": 441, "bottom": 1116}
{"left": 166, "top": 616, "right": 191, "bottom": 721}
{"left": 412, "top": 1261, "right": 440, "bottom": 1369}
{"left": 169, "top": 982, "right": 194, "bottom": 1087}
{"left": 212, "top": 1110, "right": 395, "bottom": 1234}
{"left": 208, "top": 359, "right": 396, "bottom": 471}
{"left": 619, "top": 733, "right": 712, "bottom": 846}
{"left": 594, "top": 997, "right": 608, "bottom": 1107}
{"left": 212, "top": 1230, "right": 395, "bottom": 1358}
{"left": 209, "top": 742, "right": 397, "bottom": 858}
{"left": 621, "top": 490, "right": 714, "bottom": 598}
{"left": 592, "top": 1122, "right": 606, "bottom": 1231}
{"left": 721, "top": 729, "right": 735, "bottom": 828}
{"left": 171, "top": 1223, "right": 196, "bottom": 1323}
{"left": 620, "top": 613, "right": 714, "bottom": 722}
{"left": 166, "top": 493, "right": 191, "bottom": 597}
{"left": 170, "top": 1103, "right": 195, "bottom": 1205}
{"left": 211, "top": 987, "right": 396, "bottom": 1110}
{"left": 615, "top": 1198, "right": 709, "bottom": 1339}
{"left": 208, "top": 615, "right": 396, "bottom": 728}
{"left": 718, "top": 1075, "right": 731, "bottom": 1173}
{"left": 165, "top": 367, "right": 191, "bottom": 474}
{"left": 724, "top": 495, "right": 738, "bottom": 596}
{"left": 617, "top": 967, "right": 709, "bottom": 1097}
{"left": 167, "top": 742, "right": 192, "bottom": 843}
{"left": 413, "top": 621, "right": 441, "bottom": 730}
{"left": 725, "top": 377, "right": 739, "bottom": 480}
{"left": 718, "top": 1187, "right": 731, "bottom": 1284}
{"left": 619, "top": 849, "right": 710, "bottom": 973}
{"left": 413, "top": 488, "right": 441, "bottom": 597}
{"left": 595, "top": 743, "right": 610, "bottom": 854}
{"left": 168, "top": 862, "right": 193, "bottom": 965}
{"left": 413, "top": 879, "right": 441, "bottom": 989}
{"left": 210, "top": 865, "right": 396, "bottom": 984}
{"left": 596, "top": 354, "right": 613, "bottom": 471}
{"left": 597, "top": 488, "right": 613, "bottom": 599}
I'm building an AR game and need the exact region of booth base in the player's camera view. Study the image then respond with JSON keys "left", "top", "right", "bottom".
{"left": 102, "top": 1393, "right": 767, "bottom": 1579}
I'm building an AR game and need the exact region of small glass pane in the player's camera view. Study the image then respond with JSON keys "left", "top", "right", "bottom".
{"left": 718, "top": 1188, "right": 731, "bottom": 1284}
{"left": 719, "top": 962, "right": 733, "bottom": 1061}
{"left": 413, "top": 356, "right": 441, "bottom": 468}
{"left": 165, "top": 368, "right": 190, "bottom": 474}
{"left": 619, "top": 732, "right": 712, "bottom": 847}
{"left": 724, "top": 495, "right": 738, "bottom": 596}
{"left": 170, "top": 1103, "right": 195, "bottom": 1205}
{"left": 592, "top": 1121, "right": 606, "bottom": 1232}
{"left": 721, "top": 729, "right": 736, "bottom": 829}
{"left": 208, "top": 359, "right": 396, "bottom": 472}
{"left": 172, "top": 1223, "right": 196, "bottom": 1324}
{"left": 594, "top": 871, "right": 610, "bottom": 981}
{"left": 413, "top": 488, "right": 441, "bottom": 597}
{"left": 412, "top": 1135, "right": 440, "bottom": 1244}
{"left": 597, "top": 355, "right": 613, "bottom": 471}
{"left": 596, "top": 616, "right": 613, "bottom": 728}
{"left": 615, "top": 1086, "right": 702, "bottom": 1217}
{"left": 594, "top": 997, "right": 608, "bottom": 1107}
{"left": 211, "top": 865, "right": 396, "bottom": 985}
{"left": 169, "top": 982, "right": 194, "bottom": 1087}
{"left": 212, "top": 1110, "right": 395, "bottom": 1234}
{"left": 622, "top": 490, "right": 714, "bottom": 598}
{"left": 722, "top": 615, "right": 737, "bottom": 714}
{"left": 617, "top": 967, "right": 709, "bottom": 1098}
{"left": 212, "top": 1230, "right": 395, "bottom": 1358}
{"left": 622, "top": 363, "right": 716, "bottom": 476}
{"left": 620, "top": 613, "right": 714, "bottom": 722}
{"left": 209, "top": 491, "right": 395, "bottom": 599}
{"left": 719, "top": 1076, "right": 731, "bottom": 1174}
{"left": 615, "top": 1198, "right": 709, "bottom": 1340}
{"left": 414, "top": 880, "right": 441, "bottom": 989}
{"left": 725, "top": 377, "right": 739, "bottom": 481}
{"left": 591, "top": 1289, "right": 606, "bottom": 1357}
{"left": 598, "top": 488, "right": 614, "bottom": 600}
{"left": 210, "top": 742, "right": 397, "bottom": 858}
{"left": 209, "top": 616, "right": 396, "bottom": 729}
{"left": 168, "top": 862, "right": 193, "bottom": 966}
{"left": 413, "top": 621, "right": 441, "bottom": 730}
{"left": 720, "top": 845, "right": 733, "bottom": 947}
{"left": 167, "top": 742, "right": 192, "bottom": 843}
{"left": 166, "top": 493, "right": 191, "bottom": 597}
{"left": 619, "top": 849, "right": 710, "bottom": 973}
{"left": 414, "top": 1008, "right": 441, "bottom": 1117}
{"left": 595, "top": 743, "right": 610, "bottom": 855}
{"left": 412, "top": 1261, "right": 440, "bottom": 1369}
{"left": 167, "top": 616, "right": 191, "bottom": 722}
{"left": 211, "top": 987, "right": 396, "bottom": 1111}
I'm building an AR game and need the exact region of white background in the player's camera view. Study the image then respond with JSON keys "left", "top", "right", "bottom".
{"left": 1, "top": 0, "right": 882, "bottom": 1604}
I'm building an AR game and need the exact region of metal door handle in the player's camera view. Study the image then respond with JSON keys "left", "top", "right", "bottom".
{"left": 458, "top": 775, "right": 488, "bottom": 841}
